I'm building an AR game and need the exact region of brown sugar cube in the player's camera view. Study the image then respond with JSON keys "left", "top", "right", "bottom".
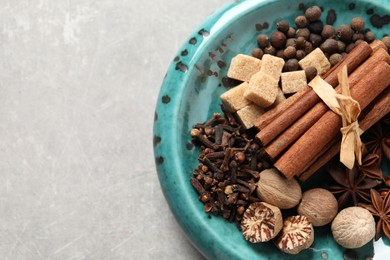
{"left": 272, "top": 88, "right": 287, "bottom": 107}
{"left": 281, "top": 71, "right": 308, "bottom": 94}
{"left": 259, "top": 54, "right": 285, "bottom": 81}
{"left": 298, "top": 48, "right": 331, "bottom": 76}
{"left": 244, "top": 72, "right": 279, "bottom": 108}
{"left": 227, "top": 54, "right": 262, "bottom": 82}
{"left": 236, "top": 104, "right": 265, "bottom": 129}
{"left": 220, "top": 82, "right": 252, "bottom": 112}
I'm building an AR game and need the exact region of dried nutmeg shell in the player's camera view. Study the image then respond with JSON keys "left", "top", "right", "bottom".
{"left": 297, "top": 188, "right": 338, "bottom": 226}
{"left": 256, "top": 168, "right": 302, "bottom": 209}
{"left": 331, "top": 207, "right": 375, "bottom": 248}
{"left": 274, "top": 215, "right": 314, "bottom": 254}
{"left": 241, "top": 202, "right": 283, "bottom": 243}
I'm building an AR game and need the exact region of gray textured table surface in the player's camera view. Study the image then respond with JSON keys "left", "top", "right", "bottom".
{"left": 0, "top": 0, "right": 227, "bottom": 259}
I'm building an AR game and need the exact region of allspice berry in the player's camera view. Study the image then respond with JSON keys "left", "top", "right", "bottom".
{"left": 304, "top": 41, "right": 313, "bottom": 54}
{"left": 304, "top": 66, "right": 317, "bottom": 81}
{"left": 364, "top": 31, "right": 376, "bottom": 43}
{"left": 295, "top": 36, "right": 306, "bottom": 49}
{"left": 270, "top": 31, "right": 287, "bottom": 49}
{"left": 337, "top": 40, "right": 346, "bottom": 52}
{"left": 305, "top": 6, "right": 322, "bottom": 22}
{"left": 284, "top": 58, "right": 299, "bottom": 72}
{"left": 308, "top": 20, "right": 324, "bottom": 34}
{"left": 286, "top": 38, "right": 297, "bottom": 48}
{"left": 382, "top": 36, "right": 390, "bottom": 53}
{"left": 297, "top": 188, "right": 338, "bottom": 226}
{"left": 295, "top": 15, "right": 308, "bottom": 28}
{"left": 276, "top": 49, "right": 285, "bottom": 59}
{"left": 309, "top": 33, "right": 322, "bottom": 48}
{"left": 296, "top": 28, "right": 310, "bottom": 40}
{"left": 296, "top": 49, "right": 306, "bottom": 60}
{"left": 350, "top": 17, "right": 365, "bottom": 32}
{"left": 337, "top": 24, "right": 353, "bottom": 43}
{"left": 352, "top": 33, "right": 364, "bottom": 42}
{"left": 321, "top": 25, "right": 336, "bottom": 39}
{"left": 329, "top": 53, "right": 343, "bottom": 67}
{"left": 345, "top": 42, "right": 356, "bottom": 53}
{"left": 286, "top": 27, "right": 296, "bottom": 38}
{"left": 252, "top": 48, "right": 264, "bottom": 59}
{"left": 257, "top": 34, "right": 269, "bottom": 48}
{"left": 264, "top": 45, "right": 276, "bottom": 55}
{"left": 277, "top": 20, "right": 290, "bottom": 33}
{"left": 320, "top": 38, "right": 338, "bottom": 54}
{"left": 284, "top": 46, "right": 296, "bottom": 59}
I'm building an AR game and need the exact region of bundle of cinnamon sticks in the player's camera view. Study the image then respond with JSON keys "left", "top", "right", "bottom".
{"left": 253, "top": 41, "right": 390, "bottom": 181}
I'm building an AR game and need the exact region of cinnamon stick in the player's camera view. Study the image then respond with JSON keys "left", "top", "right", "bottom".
{"left": 264, "top": 48, "right": 390, "bottom": 160}
{"left": 298, "top": 88, "right": 390, "bottom": 181}
{"left": 274, "top": 61, "right": 390, "bottom": 179}
{"left": 255, "top": 42, "right": 372, "bottom": 146}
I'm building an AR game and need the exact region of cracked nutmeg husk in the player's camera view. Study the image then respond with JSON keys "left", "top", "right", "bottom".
{"left": 241, "top": 202, "right": 283, "bottom": 243}
{"left": 274, "top": 215, "right": 314, "bottom": 254}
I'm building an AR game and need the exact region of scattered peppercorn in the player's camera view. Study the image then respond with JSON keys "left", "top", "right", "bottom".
{"left": 295, "top": 15, "right": 308, "bottom": 28}
{"left": 337, "top": 24, "right": 353, "bottom": 43}
{"left": 329, "top": 53, "right": 342, "bottom": 66}
{"left": 277, "top": 20, "right": 290, "bottom": 33}
{"left": 284, "top": 46, "right": 296, "bottom": 59}
{"left": 321, "top": 25, "right": 336, "bottom": 39}
{"left": 350, "top": 17, "right": 365, "bottom": 32}
{"left": 270, "top": 31, "right": 287, "bottom": 48}
{"left": 305, "top": 6, "right": 322, "bottom": 22}
{"left": 304, "top": 66, "right": 317, "bottom": 81}
{"left": 257, "top": 34, "right": 269, "bottom": 48}
{"left": 252, "top": 48, "right": 264, "bottom": 59}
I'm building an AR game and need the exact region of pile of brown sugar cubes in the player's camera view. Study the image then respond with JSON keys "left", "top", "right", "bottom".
{"left": 221, "top": 48, "right": 330, "bottom": 129}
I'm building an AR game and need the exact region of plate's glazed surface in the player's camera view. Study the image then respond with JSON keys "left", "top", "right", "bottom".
{"left": 153, "top": 0, "right": 390, "bottom": 259}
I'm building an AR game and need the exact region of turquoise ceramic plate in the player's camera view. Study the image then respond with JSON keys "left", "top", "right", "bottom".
{"left": 154, "top": 0, "right": 390, "bottom": 259}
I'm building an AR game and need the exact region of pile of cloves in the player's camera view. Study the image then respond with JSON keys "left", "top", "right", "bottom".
{"left": 190, "top": 106, "right": 272, "bottom": 223}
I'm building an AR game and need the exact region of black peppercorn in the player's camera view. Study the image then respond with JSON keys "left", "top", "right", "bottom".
{"left": 277, "top": 20, "right": 290, "bottom": 33}
{"left": 286, "top": 38, "right": 297, "bottom": 48}
{"left": 295, "top": 15, "right": 308, "bottom": 28}
{"left": 304, "top": 66, "right": 317, "bottom": 81}
{"left": 284, "top": 58, "right": 299, "bottom": 71}
{"left": 350, "top": 17, "right": 365, "bottom": 32}
{"left": 310, "top": 33, "right": 322, "bottom": 48}
{"left": 257, "top": 34, "right": 269, "bottom": 48}
{"left": 383, "top": 36, "right": 390, "bottom": 53}
{"left": 286, "top": 27, "right": 296, "bottom": 38}
{"left": 252, "top": 48, "right": 264, "bottom": 59}
{"left": 364, "top": 31, "right": 375, "bottom": 43}
{"left": 296, "top": 49, "right": 306, "bottom": 60}
{"left": 337, "top": 24, "right": 353, "bottom": 43}
{"left": 308, "top": 20, "right": 324, "bottom": 34}
{"left": 320, "top": 38, "right": 338, "bottom": 54}
{"left": 305, "top": 6, "right": 322, "bottom": 22}
{"left": 270, "top": 31, "right": 287, "bottom": 49}
{"left": 329, "top": 53, "right": 342, "bottom": 67}
{"left": 284, "top": 46, "right": 297, "bottom": 59}
{"left": 264, "top": 45, "right": 276, "bottom": 55}
{"left": 321, "top": 25, "right": 336, "bottom": 39}
{"left": 295, "top": 36, "right": 306, "bottom": 49}
{"left": 296, "top": 28, "right": 310, "bottom": 40}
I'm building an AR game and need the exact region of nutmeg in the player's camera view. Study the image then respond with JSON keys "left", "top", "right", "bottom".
{"left": 256, "top": 168, "right": 302, "bottom": 209}
{"left": 297, "top": 188, "right": 338, "bottom": 226}
{"left": 331, "top": 207, "right": 375, "bottom": 248}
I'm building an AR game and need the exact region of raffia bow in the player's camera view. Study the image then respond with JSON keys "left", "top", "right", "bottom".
{"left": 309, "top": 66, "right": 363, "bottom": 169}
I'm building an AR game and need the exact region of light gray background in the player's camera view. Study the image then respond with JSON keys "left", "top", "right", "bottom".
{"left": 0, "top": 0, "right": 227, "bottom": 259}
